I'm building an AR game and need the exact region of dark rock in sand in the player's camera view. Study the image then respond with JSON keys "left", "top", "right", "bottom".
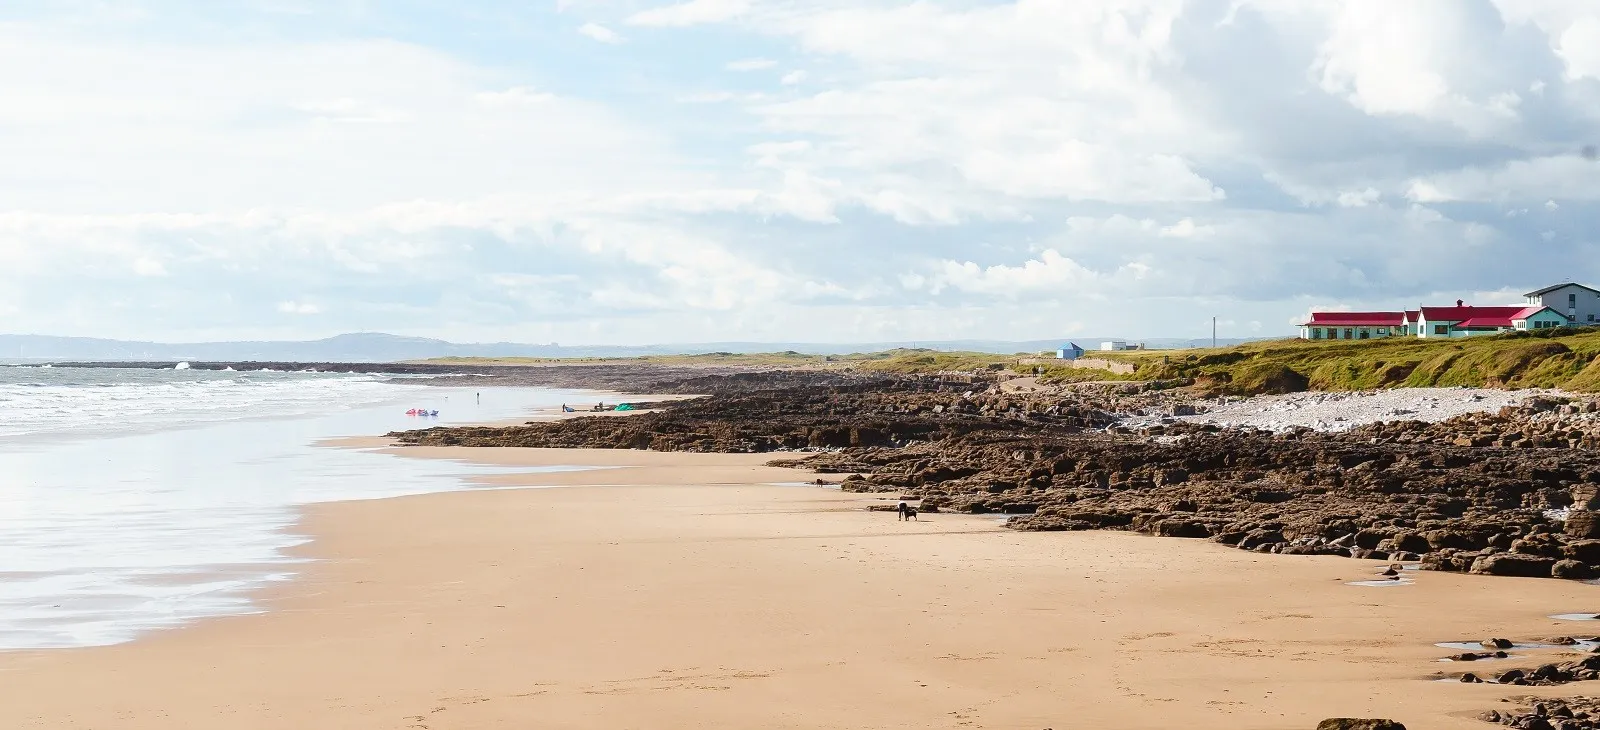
{"left": 1470, "top": 553, "right": 1556, "bottom": 578}
{"left": 1315, "top": 720, "right": 1406, "bottom": 730}
{"left": 1555, "top": 559, "right": 1597, "bottom": 580}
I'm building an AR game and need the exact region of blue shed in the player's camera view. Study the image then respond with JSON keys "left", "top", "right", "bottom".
{"left": 1055, "top": 342, "right": 1084, "bottom": 360}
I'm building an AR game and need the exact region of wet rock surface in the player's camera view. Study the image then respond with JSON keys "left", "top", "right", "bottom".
{"left": 391, "top": 373, "right": 1600, "bottom": 580}
{"left": 1316, "top": 720, "right": 1406, "bottom": 730}
{"left": 1456, "top": 655, "right": 1600, "bottom": 686}
{"left": 1482, "top": 697, "right": 1600, "bottom": 729}
{"left": 390, "top": 375, "right": 1180, "bottom": 452}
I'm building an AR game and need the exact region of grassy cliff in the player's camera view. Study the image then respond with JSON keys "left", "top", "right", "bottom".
{"left": 1098, "top": 327, "right": 1600, "bottom": 394}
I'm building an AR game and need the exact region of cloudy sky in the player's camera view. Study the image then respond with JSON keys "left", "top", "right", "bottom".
{"left": 4, "top": 0, "right": 1600, "bottom": 344}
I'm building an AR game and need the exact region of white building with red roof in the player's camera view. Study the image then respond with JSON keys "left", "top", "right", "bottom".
{"left": 1300, "top": 295, "right": 1571, "bottom": 340}
{"left": 1416, "top": 302, "right": 1565, "bottom": 338}
{"left": 1299, "top": 312, "right": 1405, "bottom": 341}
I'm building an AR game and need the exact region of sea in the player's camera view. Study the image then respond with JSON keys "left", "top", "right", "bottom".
{"left": 0, "top": 365, "right": 600, "bottom": 650}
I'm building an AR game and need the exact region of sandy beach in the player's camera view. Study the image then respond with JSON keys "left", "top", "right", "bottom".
{"left": 0, "top": 442, "right": 1596, "bottom": 729}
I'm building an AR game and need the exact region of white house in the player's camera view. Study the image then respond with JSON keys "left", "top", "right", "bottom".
{"left": 1525, "top": 282, "right": 1600, "bottom": 326}
{"left": 1100, "top": 341, "right": 1138, "bottom": 351}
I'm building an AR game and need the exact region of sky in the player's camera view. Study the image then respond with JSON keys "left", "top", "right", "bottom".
{"left": 4, "top": 0, "right": 1600, "bottom": 345}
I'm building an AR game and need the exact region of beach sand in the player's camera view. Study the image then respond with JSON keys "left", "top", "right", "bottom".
{"left": 2, "top": 445, "right": 1598, "bottom": 729}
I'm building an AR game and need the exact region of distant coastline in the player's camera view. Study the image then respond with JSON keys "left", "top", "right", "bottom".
{"left": 0, "top": 331, "right": 1277, "bottom": 363}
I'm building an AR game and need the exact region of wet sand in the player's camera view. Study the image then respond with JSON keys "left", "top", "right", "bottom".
{"left": 2, "top": 445, "right": 1599, "bottom": 729}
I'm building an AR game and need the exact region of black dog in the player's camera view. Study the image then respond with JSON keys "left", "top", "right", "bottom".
{"left": 897, "top": 502, "right": 919, "bottom": 521}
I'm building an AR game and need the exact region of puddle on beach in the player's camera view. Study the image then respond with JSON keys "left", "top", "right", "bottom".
{"left": 1551, "top": 613, "right": 1600, "bottom": 621}
{"left": 1347, "top": 577, "right": 1415, "bottom": 587}
{"left": 1437, "top": 640, "right": 1598, "bottom": 651}
{"left": 1346, "top": 563, "right": 1421, "bottom": 587}
{"left": 765, "top": 481, "right": 842, "bottom": 489}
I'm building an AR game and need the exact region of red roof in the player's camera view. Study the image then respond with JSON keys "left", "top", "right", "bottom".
{"left": 1404, "top": 310, "right": 1420, "bottom": 322}
{"left": 1459, "top": 305, "right": 1555, "bottom": 328}
{"left": 1302, "top": 311, "right": 1403, "bottom": 327}
{"left": 1421, "top": 306, "right": 1547, "bottom": 327}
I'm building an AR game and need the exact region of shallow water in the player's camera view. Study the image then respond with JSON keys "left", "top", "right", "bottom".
{"left": 0, "top": 368, "right": 608, "bottom": 650}
{"left": 1435, "top": 640, "right": 1594, "bottom": 650}
{"left": 1346, "top": 577, "right": 1415, "bottom": 587}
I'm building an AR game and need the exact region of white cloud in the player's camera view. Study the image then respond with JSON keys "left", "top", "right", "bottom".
{"left": 627, "top": 0, "right": 749, "bottom": 27}
{"left": 676, "top": 91, "right": 738, "bottom": 103}
{"left": 578, "top": 23, "right": 623, "bottom": 44}
{"left": 0, "top": 28, "right": 685, "bottom": 214}
{"left": 1409, "top": 155, "right": 1600, "bottom": 202}
{"left": 473, "top": 86, "right": 556, "bottom": 108}
{"left": 11, "top": 1, "right": 1600, "bottom": 343}
{"left": 1217, "top": 0, "right": 1545, "bottom": 142}
{"left": 1337, "top": 188, "right": 1382, "bottom": 208}
{"left": 277, "top": 301, "right": 321, "bottom": 315}
{"left": 927, "top": 250, "right": 1105, "bottom": 297}
{"left": 725, "top": 57, "right": 775, "bottom": 71}
{"left": 1158, "top": 218, "right": 1212, "bottom": 238}
{"left": 133, "top": 258, "right": 167, "bottom": 277}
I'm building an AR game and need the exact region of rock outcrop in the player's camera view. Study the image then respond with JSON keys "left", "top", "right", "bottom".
{"left": 392, "top": 374, "right": 1600, "bottom": 581}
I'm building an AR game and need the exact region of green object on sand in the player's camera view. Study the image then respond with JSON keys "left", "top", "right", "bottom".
{"left": 614, "top": 403, "right": 635, "bottom": 411}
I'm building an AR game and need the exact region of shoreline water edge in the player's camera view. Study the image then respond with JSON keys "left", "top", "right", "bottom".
{"left": 5, "top": 362, "right": 1600, "bottom": 727}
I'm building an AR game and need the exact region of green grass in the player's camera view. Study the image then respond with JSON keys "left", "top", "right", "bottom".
{"left": 1095, "top": 327, "right": 1600, "bottom": 394}
{"left": 849, "top": 349, "right": 1020, "bottom": 374}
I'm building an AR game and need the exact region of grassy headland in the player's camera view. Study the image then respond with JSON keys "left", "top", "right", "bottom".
{"left": 1095, "top": 327, "right": 1600, "bottom": 394}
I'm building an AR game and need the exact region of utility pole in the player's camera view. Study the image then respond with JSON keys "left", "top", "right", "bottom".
{"left": 1212, "top": 317, "right": 1217, "bottom": 349}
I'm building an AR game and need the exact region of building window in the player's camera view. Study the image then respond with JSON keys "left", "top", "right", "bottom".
{"left": 1433, "top": 324, "right": 1449, "bottom": 335}
{"left": 1589, "top": 315, "right": 1595, "bottom": 322}
{"left": 1311, "top": 328, "right": 1322, "bottom": 339}
{"left": 1376, "top": 328, "right": 1388, "bottom": 335}
{"left": 1344, "top": 328, "right": 1353, "bottom": 339}
{"left": 1571, "top": 293, "right": 1577, "bottom": 307}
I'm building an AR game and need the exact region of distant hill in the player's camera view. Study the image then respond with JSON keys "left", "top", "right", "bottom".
{"left": 0, "top": 333, "right": 1278, "bottom": 363}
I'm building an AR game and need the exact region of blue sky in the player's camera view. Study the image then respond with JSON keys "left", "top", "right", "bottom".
{"left": 5, "top": 0, "right": 1600, "bottom": 344}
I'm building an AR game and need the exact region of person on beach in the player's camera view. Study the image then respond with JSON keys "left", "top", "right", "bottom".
{"left": 897, "top": 501, "right": 917, "bottom": 521}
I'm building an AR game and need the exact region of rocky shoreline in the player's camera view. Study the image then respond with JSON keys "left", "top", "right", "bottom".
{"left": 387, "top": 369, "right": 1600, "bottom": 582}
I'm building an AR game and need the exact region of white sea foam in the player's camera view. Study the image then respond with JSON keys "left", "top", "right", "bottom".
{"left": 0, "top": 368, "right": 602, "bottom": 650}
{"left": 0, "top": 368, "right": 399, "bottom": 441}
